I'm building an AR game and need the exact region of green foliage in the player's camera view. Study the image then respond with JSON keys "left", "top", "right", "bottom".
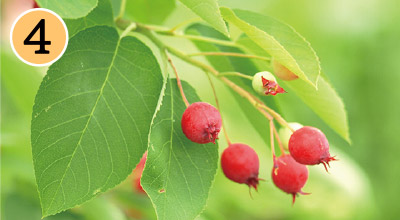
{"left": 64, "top": 0, "right": 114, "bottom": 37}
{"left": 237, "top": 36, "right": 350, "bottom": 143}
{"left": 36, "top": 0, "right": 98, "bottom": 19}
{"left": 178, "top": 0, "right": 229, "bottom": 36}
{"left": 220, "top": 7, "right": 321, "bottom": 88}
{"left": 142, "top": 79, "right": 218, "bottom": 220}
{"left": 3, "top": 0, "right": 358, "bottom": 219}
{"left": 125, "top": 0, "right": 175, "bottom": 24}
{"left": 31, "top": 26, "right": 164, "bottom": 217}
{"left": 0, "top": 53, "right": 42, "bottom": 117}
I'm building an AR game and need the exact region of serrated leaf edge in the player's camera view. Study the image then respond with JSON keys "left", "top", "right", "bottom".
{"left": 220, "top": 7, "right": 321, "bottom": 89}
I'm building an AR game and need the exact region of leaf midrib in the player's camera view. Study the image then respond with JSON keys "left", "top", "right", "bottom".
{"left": 44, "top": 33, "right": 123, "bottom": 215}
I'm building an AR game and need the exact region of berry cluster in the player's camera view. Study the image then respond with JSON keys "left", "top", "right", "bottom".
{"left": 176, "top": 61, "right": 336, "bottom": 204}
{"left": 130, "top": 58, "right": 336, "bottom": 204}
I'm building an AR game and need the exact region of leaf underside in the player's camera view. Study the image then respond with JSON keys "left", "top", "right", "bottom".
{"left": 178, "top": 0, "right": 229, "bottom": 36}
{"left": 220, "top": 7, "right": 321, "bottom": 88}
{"left": 31, "top": 26, "right": 164, "bottom": 217}
{"left": 237, "top": 35, "right": 350, "bottom": 143}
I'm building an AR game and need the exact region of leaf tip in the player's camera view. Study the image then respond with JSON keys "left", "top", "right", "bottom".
{"left": 344, "top": 133, "right": 352, "bottom": 145}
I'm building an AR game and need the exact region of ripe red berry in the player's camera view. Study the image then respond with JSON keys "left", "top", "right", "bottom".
{"left": 272, "top": 58, "right": 299, "bottom": 81}
{"left": 181, "top": 102, "right": 222, "bottom": 144}
{"left": 221, "top": 143, "right": 260, "bottom": 189}
{"left": 272, "top": 155, "right": 309, "bottom": 204}
{"left": 132, "top": 152, "right": 147, "bottom": 194}
{"left": 288, "top": 126, "right": 336, "bottom": 171}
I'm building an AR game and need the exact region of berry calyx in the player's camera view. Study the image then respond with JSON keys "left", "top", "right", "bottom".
{"left": 181, "top": 102, "right": 222, "bottom": 144}
{"left": 278, "top": 122, "right": 303, "bottom": 150}
{"left": 252, "top": 71, "right": 286, "bottom": 96}
{"left": 288, "top": 126, "right": 337, "bottom": 171}
{"left": 271, "top": 58, "right": 299, "bottom": 81}
{"left": 221, "top": 143, "right": 260, "bottom": 190}
{"left": 272, "top": 154, "right": 309, "bottom": 204}
{"left": 132, "top": 152, "right": 147, "bottom": 194}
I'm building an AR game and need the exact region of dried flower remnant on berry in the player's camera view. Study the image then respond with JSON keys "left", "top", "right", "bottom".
{"left": 261, "top": 76, "right": 286, "bottom": 96}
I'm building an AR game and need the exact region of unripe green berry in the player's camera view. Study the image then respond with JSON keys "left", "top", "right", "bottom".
{"left": 252, "top": 71, "right": 285, "bottom": 96}
{"left": 278, "top": 122, "right": 303, "bottom": 150}
{"left": 272, "top": 58, "right": 298, "bottom": 81}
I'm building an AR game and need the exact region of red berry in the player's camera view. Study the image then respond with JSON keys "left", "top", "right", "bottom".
{"left": 272, "top": 155, "right": 309, "bottom": 204}
{"left": 272, "top": 58, "right": 299, "bottom": 81}
{"left": 288, "top": 126, "right": 336, "bottom": 171}
{"left": 221, "top": 143, "right": 260, "bottom": 189}
{"left": 181, "top": 102, "right": 221, "bottom": 144}
{"left": 132, "top": 152, "right": 147, "bottom": 194}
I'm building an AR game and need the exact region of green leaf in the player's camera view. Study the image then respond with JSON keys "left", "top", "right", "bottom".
{"left": 36, "top": 0, "right": 98, "bottom": 19}
{"left": 64, "top": 0, "right": 114, "bottom": 37}
{"left": 31, "top": 26, "right": 164, "bottom": 217}
{"left": 142, "top": 78, "right": 218, "bottom": 220}
{"left": 285, "top": 77, "right": 351, "bottom": 143}
{"left": 178, "top": 0, "right": 229, "bottom": 36}
{"left": 237, "top": 35, "right": 350, "bottom": 143}
{"left": 220, "top": 7, "right": 321, "bottom": 88}
{"left": 126, "top": 0, "right": 175, "bottom": 24}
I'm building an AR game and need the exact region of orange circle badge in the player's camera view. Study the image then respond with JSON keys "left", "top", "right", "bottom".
{"left": 10, "top": 8, "right": 68, "bottom": 66}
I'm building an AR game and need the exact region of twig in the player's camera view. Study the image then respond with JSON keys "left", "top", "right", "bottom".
{"left": 188, "top": 52, "right": 270, "bottom": 61}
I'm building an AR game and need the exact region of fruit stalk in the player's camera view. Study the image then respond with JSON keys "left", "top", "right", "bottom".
{"left": 273, "top": 124, "right": 286, "bottom": 155}
{"left": 166, "top": 51, "right": 190, "bottom": 107}
{"left": 205, "top": 73, "right": 231, "bottom": 145}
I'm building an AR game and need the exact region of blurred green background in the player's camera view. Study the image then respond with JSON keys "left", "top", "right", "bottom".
{"left": 2, "top": 0, "right": 400, "bottom": 219}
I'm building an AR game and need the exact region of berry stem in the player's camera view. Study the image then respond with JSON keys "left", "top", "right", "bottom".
{"left": 273, "top": 124, "right": 286, "bottom": 155}
{"left": 166, "top": 51, "right": 190, "bottom": 107}
{"left": 169, "top": 18, "right": 202, "bottom": 33}
{"left": 172, "top": 34, "right": 245, "bottom": 49}
{"left": 188, "top": 52, "right": 271, "bottom": 62}
{"left": 218, "top": 72, "right": 254, "bottom": 80}
{"left": 205, "top": 73, "right": 231, "bottom": 145}
{"left": 258, "top": 105, "right": 295, "bottom": 132}
{"left": 269, "top": 120, "right": 277, "bottom": 159}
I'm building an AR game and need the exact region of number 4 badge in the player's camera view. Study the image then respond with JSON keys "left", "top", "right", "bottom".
{"left": 10, "top": 8, "right": 68, "bottom": 66}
